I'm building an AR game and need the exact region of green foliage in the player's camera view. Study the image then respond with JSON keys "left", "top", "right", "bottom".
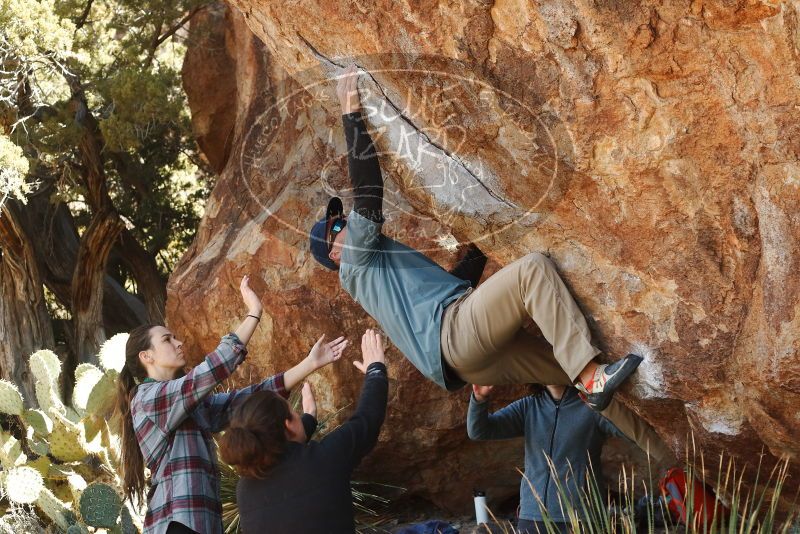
{"left": 0, "top": 134, "right": 33, "bottom": 206}
{"left": 2, "top": 0, "right": 213, "bottom": 295}
{"left": 98, "top": 68, "right": 185, "bottom": 152}
{"left": 0, "top": 0, "right": 74, "bottom": 58}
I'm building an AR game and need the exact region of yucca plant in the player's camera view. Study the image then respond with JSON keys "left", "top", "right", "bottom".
{"left": 479, "top": 437, "right": 797, "bottom": 534}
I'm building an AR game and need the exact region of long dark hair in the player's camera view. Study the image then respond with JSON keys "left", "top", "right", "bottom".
{"left": 218, "top": 390, "right": 291, "bottom": 479}
{"left": 116, "top": 324, "right": 156, "bottom": 504}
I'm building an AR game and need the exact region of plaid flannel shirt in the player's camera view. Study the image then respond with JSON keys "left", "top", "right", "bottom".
{"left": 132, "top": 333, "right": 288, "bottom": 534}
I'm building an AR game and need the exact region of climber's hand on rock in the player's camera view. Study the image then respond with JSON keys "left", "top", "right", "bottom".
{"left": 337, "top": 64, "right": 361, "bottom": 114}
{"left": 472, "top": 384, "right": 494, "bottom": 402}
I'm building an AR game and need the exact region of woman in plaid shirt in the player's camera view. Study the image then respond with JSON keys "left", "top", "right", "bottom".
{"left": 115, "top": 275, "right": 349, "bottom": 534}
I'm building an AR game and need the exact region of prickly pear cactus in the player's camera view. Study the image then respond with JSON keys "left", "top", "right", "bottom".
{"left": 35, "top": 487, "right": 72, "bottom": 532}
{"left": 85, "top": 370, "right": 118, "bottom": 417}
{"left": 72, "top": 364, "right": 103, "bottom": 414}
{"left": 119, "top": 504, "right": 137, "bottom": 534}
{"left": 3, "top": 466, "right": 44, "bottom": 504}
{"left": 74, "top": 363, "right": 99, "bottom": 382}
{"left": 36, "top": 380, "right": 66, "bottom": 419}
{"left": 66, "top": 473, "right": 87, "bottom": 505}
{"left": 79, "top": 482, "right": 122, "bottom": 529}
{"left": 6, "top": 342, "right": 143, "bottom": 533}
{"left": 28, "top": 437, "right": 49, "bottom": 457}
{"left": 66, "top": 524, "right": 89, "bottom": 534}
{"left": 99, "top": 334, "right": 128, "bottom": 373}
{"left": 0, "top": 380, "right": 24, "bottom": 415}
{"left": 82, "top": 414, "right": 103, "bottom": 443}
{"left": 26, "top": 455, "right": 51, "bottom": 477}
{"left": 49, "top": 415, "right": 89, "bottom": 463}
{"left": 23, "top": 409, "right": 53, "bottom": 436}
{"left": 29, "top": 349, "right": 61, "bottom": 386}
{"left": 0, "top": 432, "right": 27, "bottom": 468}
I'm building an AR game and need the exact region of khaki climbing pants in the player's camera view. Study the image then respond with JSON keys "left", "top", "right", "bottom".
{"left": 441, "top": 252, "right": 675, "bottom": 463}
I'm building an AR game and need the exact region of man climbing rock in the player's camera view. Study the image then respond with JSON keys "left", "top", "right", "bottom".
{"left": 308, "top": 65, "right": 671, "bottom": 461}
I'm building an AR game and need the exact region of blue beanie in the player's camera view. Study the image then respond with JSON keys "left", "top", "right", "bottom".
{"left": 309, "top": 197, "right": 343, "bottom": 270}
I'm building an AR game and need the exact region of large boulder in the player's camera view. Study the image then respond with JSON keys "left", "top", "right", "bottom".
{"left": 172, "top": 0, "right": 799, "bottom": 513}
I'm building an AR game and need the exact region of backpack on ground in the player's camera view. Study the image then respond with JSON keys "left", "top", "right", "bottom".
{"left": 659, "top": 467, "right": 729, "bottom": 529}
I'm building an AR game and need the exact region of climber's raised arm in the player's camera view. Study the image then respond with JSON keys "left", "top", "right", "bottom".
{"left": 337, "top": 64, "right": 383, "bottom": 223}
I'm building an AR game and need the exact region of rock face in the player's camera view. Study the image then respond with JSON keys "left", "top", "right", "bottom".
{"left": 173, "top": 0, "right": 800, "bottom": 513}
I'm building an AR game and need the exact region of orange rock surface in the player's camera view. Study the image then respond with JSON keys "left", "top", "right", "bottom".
{"left": 171, "top": 1, "right": 800, "bottom": 512}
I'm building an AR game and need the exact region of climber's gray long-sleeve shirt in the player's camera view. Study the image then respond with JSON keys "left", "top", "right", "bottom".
{"left": 338, "top": 112, "right": 470, "bottom": 390}
{"left": 467, "top": 387, "right": 628, "bottom": 522}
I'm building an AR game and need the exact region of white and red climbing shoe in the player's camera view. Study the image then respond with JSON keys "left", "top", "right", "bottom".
{"left": 575, "top": 354, "right": 644, "bottom": 411}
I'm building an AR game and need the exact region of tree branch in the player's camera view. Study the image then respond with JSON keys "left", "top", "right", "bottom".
{"left": 74, "top": 0, "right": 94, "bottom": 30}
{"left": 153, "top": 5, "right": 206, "bottom": 50}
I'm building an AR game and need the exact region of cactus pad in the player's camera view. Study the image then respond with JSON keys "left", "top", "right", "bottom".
{"left": 36, "top": 380, "right": 66, "bottom": 418}
{"left": 82, "top": 414, "right": 103, "bottom": 442}
{"left": 36, "top": 487, "right": 72, "bottom": 531}
{"left": 23, "top": 408, "right": 53, "bottom": 436}
{"left": 72, "top": 364, "right": 103, "bottom": 413}
{"left": 29, "top": 349, "right": 61, "bottom": 385}
{"left": 66, "top": 524, "right": 89, "bottom": 534}
{"left": 0, "top": 380, "right": 23, "bottom": 415}
{"left": 29, "top": 438, "right": 49, "bottom": 457}
{"left": 0, "top": 434, "right": 27, "bottom": 469}
{"left": 49, "top": 418, "right": 89, "bottom": 462}
{"left": 119, "top": 504, "right": 137, "bottom": 534}
{"left": 74, "top": 362, "right": 101, "bottom": 382}
{"left": 86, "top": 370, "right": 118, "bottom": 416}
{"left": 99, "top": 333, "right": 128, "bottom": 373}
{"left": 79, "top": 482, "right": 122, "bottom": 528}
{"left": 4, "top": 466, "right": 44, "bottom": 503}
{"left": 67, "top": 472, "right": 88, "bottom": 505}
{"left": 26, "top": 456, "right": 51, "bottom": 477}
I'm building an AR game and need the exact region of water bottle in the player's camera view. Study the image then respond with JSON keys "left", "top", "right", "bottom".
{"left": 474, "top": 489, "right": 489, "bottom": 525}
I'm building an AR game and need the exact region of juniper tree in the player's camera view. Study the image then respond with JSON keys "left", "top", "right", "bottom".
{"left": 0, "top": 0, "right": 212, "bottom": 401}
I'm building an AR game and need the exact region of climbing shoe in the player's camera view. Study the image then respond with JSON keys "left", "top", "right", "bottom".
{"left": 575, "top": 354, "right": 643, "bottom": 411}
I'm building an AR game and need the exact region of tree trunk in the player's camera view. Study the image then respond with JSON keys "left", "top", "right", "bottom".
{"left": 0, "top": 201, "right": 55, "bottom": 405}
{"left": 118, "top": 229, "right": 166, "bottom": 323}
{"left": 70, "top": 209, "right": 123, "bottom": 366}
{"left": 25, "top": 195, "right": 148, "bottom": 333}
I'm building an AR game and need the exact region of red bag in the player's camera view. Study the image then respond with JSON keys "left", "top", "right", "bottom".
{"left": 659, "top": 467, "right": 729, "bottom": 529}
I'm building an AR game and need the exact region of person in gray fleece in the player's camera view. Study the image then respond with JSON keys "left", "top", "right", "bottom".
{"left": 467, "top": 384, "right": 660, "bottom": 533}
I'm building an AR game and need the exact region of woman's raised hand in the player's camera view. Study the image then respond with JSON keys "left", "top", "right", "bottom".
{"left": 239, "top": 275, "right": 262, "bottom": 317}
{"left": 353, "top": 329, "right": 385, "bottom": 374}
{"left": 301, "top": 382, "right": 317, "bottom": 419}
{"left": 472, "top": 384, "right": 494, "bottom": 402}
{"left": 307, "top": 334, "right": 348, "bottom": 370}
{"left": 336, "top": 64, "right": 361, "bottom": 114}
